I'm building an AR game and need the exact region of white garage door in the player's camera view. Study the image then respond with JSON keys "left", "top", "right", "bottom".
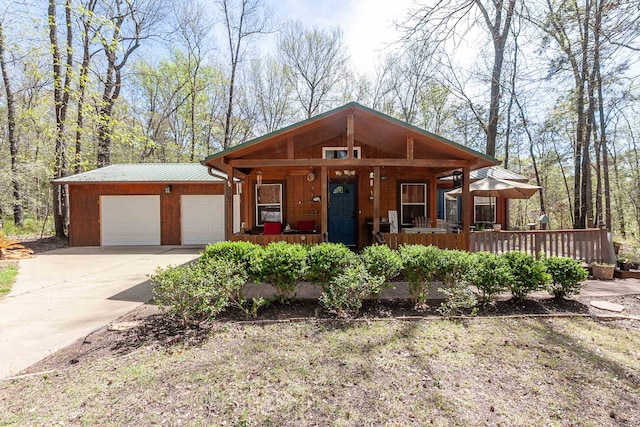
{"left": 100, "top": 195, "right": 161, "bottom": 245}
{"left": 181, "top": 195, "right": 225, "bottom": 245}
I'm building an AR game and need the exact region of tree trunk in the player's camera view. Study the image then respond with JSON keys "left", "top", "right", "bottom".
{"left": 593, "top": 0, "right": 611, "bottom": 230}
{"left": 49, "top": 0, "right": 72, "bottom": 238}
{"left": 474, "top": 0, "right": 517, "bottom": 158}
{"left": 74, "top": 0, "right": 97, "bottom": 174}
{"left": 0, "top": 21, "right": 23, "bottom": 226}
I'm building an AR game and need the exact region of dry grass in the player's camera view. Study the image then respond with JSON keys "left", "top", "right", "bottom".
{"left": 1, "top": 316, "right": 638, "bottom": 426}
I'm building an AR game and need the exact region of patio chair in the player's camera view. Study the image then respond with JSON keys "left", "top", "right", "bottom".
{"left": 263, "top": 222, "right": 282, "bottom": 235}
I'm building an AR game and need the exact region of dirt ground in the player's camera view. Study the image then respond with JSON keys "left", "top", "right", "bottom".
{"left": 16, "top": 291, "right": 639, "bottom": 380}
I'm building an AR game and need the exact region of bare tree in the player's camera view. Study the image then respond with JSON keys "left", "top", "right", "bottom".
{"left": 172, "top": 1, "right": 213, "bottom": 161}
{"left": 400, "top": 0, "right": 517, "bottom": 157}
{"left": 93, "top": 0, "right": 165, "bottom": 167}
{"left": 278, "top": 20, "right": 349, "bottom": 119}
{"left": 248, "top": 56, "right": 295, "bottom": 133}
{"left": 72, "top": 0, "right": 98, "bottom": 174}
{"left": 219, "top": 0, "right": 270, "bottom": 149}
{"left": 0, "top": 19, "right": 23, "bottom": 226}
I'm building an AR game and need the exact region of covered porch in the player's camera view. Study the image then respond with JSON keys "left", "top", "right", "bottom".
{"left": 203, "top": 103, "right": 498, "bottom": 250}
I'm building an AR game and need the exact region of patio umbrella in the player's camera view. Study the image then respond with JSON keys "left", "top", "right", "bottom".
{"left": 446, "top": 176, "right": 541, "bottom": 199}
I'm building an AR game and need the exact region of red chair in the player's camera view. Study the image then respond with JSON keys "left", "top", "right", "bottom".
{"left": 296, "top": 220, "right": 316, "bottom": 232}
{"left": 263, "top": 222, "right": 282, "bottom": 235}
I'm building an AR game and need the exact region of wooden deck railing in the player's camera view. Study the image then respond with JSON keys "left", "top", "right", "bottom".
{"left": 230, "top": 233, "right": 324, "bottom": 246}
{"left": 382, "top": 232, "right": 466, "bottom": 250}
{"left": 469, "top": 228, "right": 615, "bottom": 264}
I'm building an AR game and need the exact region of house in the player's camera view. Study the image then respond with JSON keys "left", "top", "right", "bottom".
{"left": 202, "top": 102, "right": 505, "bottom": 250}
{"left": 55, "top": 103, "right": 532, "bottom": 249}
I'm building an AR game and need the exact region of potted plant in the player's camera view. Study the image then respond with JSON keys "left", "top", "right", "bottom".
{"left": 591, "top": 262, "right": 615, "bottom": 280}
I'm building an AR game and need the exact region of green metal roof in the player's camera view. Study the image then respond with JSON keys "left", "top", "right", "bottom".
{"left": 52, "top": 163, "right": 223, "bottom": 184}
{"left": 202, "top": 102, "right": 498, "bottom": 165}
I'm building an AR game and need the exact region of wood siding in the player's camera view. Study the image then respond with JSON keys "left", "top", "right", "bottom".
{"left": 67, "top": 183, "right": 224, "bottom": 246}
{"left": 243, "top": 166, "right": 440, "bottom": 248}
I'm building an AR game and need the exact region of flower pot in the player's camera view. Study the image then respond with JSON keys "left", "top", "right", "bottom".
{"left": 591, "top": 264, "right": 615, "bottom": 280}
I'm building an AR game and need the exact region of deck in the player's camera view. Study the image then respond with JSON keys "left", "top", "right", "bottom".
{"left": 229, "top": 228, "right": 615, "bottom": 265}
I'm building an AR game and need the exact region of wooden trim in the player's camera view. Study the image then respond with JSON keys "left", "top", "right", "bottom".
{"left": 407, "top": 136, "right": 414, "bottom": 160}
{"left": 321, "top": 167, "right": 328, "bottom": 234}
{"left": 227, "top": 158, "right": 469, "bottom": 168}
{"left": 230, "top": 233, "right": 324, "bottom": 246}
{"left": 396, "top": 180, "right": 429, "bottom": 227}
{"left": 225, "top": 169, "right": 235, "bottom": 240}
{"left": 287, "top": 136, "right": 294, "bottom": 159}
{"left": 461, "top": 165, "right": 471, "bottom": 250}
{"left": 382, "top": 233, "right": 465, "bottom": 251}
{"left": 373, "top": 166, "right": 380, "bottom": 233}
{"left": 347, "top": 114, "right": 354, "bottom": 159}
{"left": 429, "top": 177, "right": 437, "bottom": 227}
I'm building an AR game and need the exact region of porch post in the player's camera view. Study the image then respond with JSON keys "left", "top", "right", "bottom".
{"left": 321, "top": 166, "right": 328, "bottom": 235}
{"left": 347, "top": 114, "right": 354, "bottom": 159}
{"left": 429, "top": 176, "right": 437, "bottom": 228}
{"left": 225, "top": 167, "right": 235, "bottom": 240}
{"left": 461, "top": 164, "right": 471, "bottom": 250}
{"left": 373, "top": 166, "right": 381, "bottom": 233}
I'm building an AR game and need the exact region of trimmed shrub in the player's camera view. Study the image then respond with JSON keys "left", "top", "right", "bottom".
{"left": 398, "top": 244, "right": 442, "bottom": 305}
{"left": 359, "top": 244, "right": 403, "bottom": 282}
{"left": 543, "top": 256, "right": 588, "bottom": 299}
{"left": 502, "top": 251, "right": 551, "bottom": 302}
{"left": 150, "top": 259, "right": 246, "bottom": 327}
{"left": 201, "top": 241, "right": 263, "bottom": 281}
{"left": 471, "top": 252, "right": 511, "bottom": 304}
{"left": 319, "top": 264, "right": 385, "bottom": 316}
{"left": 260, "top": 242, "right": 308, "bottom": 298}
{"left": 436, "top": 250, "right": 478, "bottom": 316}
{"left": 306, "top": 243, "right": 359, "bottom": 286}
{"left": 437, "top": 250, "right": 474, "bottom": 287}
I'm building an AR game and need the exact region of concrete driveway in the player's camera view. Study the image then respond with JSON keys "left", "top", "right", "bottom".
{"left": 0, "top": 246, "right": 202, "bottom": 379}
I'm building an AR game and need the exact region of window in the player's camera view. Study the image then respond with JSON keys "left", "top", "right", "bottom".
{"left": 400, "top": 183, "right": 427, "bottom": 225}
{"left": 322, "top": 146, "right": 361, "bottom": 159}
{"left": 256, "top": 183, "right": 282, "bottom": 226}
{"left": 474, "top": 196, "right": 496, "bottom": 223}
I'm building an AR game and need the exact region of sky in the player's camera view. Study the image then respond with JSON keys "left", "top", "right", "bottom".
{"left": 271, "top": 0, "right": 415, "bottom": 76}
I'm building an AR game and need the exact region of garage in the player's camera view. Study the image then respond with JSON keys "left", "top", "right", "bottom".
{"left": 181, "top": 195, "right": 225, "bottom": 245}
{"left": 100, "top": 195, "right": 161, "bottom": 245}
{"left": 53, "top": 163, "right": 227, "bottom": 246}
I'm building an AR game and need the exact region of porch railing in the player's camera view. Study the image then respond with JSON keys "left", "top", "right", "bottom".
{"left": 230, "top": 233, "right": 324, "bottom": 246}
{"left": 382, "top": 232, "right": 466, "bottom": 250}
{"left": 469, "top": 228, "right": 615, "bottom": 264}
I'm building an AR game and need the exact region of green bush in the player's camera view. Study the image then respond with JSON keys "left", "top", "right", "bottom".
{"left": 201, "top": 241, "right": 263, "bottom": 281}
{"left": 150, "top": 259, "right": 246, "bottom": 327}
{"left": 436, "top": 250, "right": 477, "bottom": 316}
{"left": 319, "top": 264, "right": 384, "bottom": 316}
{"left": 306, "top": 243, "right": 359, "bottom": 286}
{"left": 543, "top": 256, "right": 588, "bottom": 299}
{"left": 471, "top": 252, "right": 511, "bottom": 303}
{"left": 359, "top": 244, "right": 403, "bottom": 282}
{"left": 260, "top": 242, "right": 308, "bottom": 298}
{"left": 398, "top": 244, "right": 442, "bottom": 305}
{"left": 436, "top": 250, "right": 474, "bottom": 287}
{"left": 502, "top": 251, "right": 551, "bottom": 302}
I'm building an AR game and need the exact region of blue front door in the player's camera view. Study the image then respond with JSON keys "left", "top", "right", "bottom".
{"left": 328, "top": 182, "right": 356, "bottom": 246}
